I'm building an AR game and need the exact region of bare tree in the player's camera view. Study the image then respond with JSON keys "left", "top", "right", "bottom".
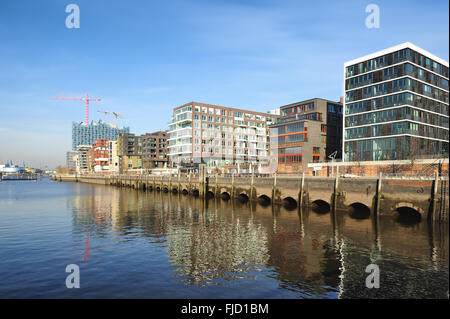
{"left": 56, "top": 166, "right": 68, "bottom": 174}
{"left": 350, "top": 150, "right": 363, "bottom": 176}
{"left": 407, "top": 138, "right": 421, "bottom": 174}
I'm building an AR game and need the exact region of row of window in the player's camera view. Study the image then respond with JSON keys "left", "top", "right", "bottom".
{"left": 190, "top": 147, "right": 267, "bottom": 156}
{"left": 277, "top": 155, "right": 303, "bottom": 164}
{"left": 271, "top": 133, "right": 307, "bottom": 144}
{"left": 345, "top": 78, "right": 449, "bottom": 103}
{"left": 346, "top": 92, "right": 449, "bottom": 116}
{"left": 345, "top": 121, "right": 449, "bottom": 140}
{"left": 327, "top": 104, "right": 343, "bottom": 114}
{"left": 404, "top": 63, "right": 449, "bottom": 90}
{"left": 270, "top": 122, "right": 306, "bottom": 136}
{"left": 346, "top": 48, "right": 449, "bottom": 78}
{"left": 347, "top": 63, "right": 449, "bottom": 91}
{"left": 281, "top": 103, "right": 315, "bottom": 116}
{"left": 346, "top": 107, "right": 449, "bottom": 128}
{"left": 345, "top": 136, "right": 449, "bottom": 161}
{"left": 188, "top": 105, "right": 268, "bottom": 122}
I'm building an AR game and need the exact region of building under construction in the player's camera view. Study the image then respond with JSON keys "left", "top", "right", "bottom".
{"left": 72, "top": 121, "right": 130, "bottom": 151}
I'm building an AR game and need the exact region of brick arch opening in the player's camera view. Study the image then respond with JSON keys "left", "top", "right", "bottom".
{"left": 282, "top": 197, "right": 297, "bottom": 210}
{"left": 311, "top": 200, "right": 330, "bottom": 214}
{"left": 348, "top": 202, "right": 371, "bottom": 220}
{"left": 221, "top": 192, "right": 231, "bottom": 201}
{"left": 238, "top": 193, "right": 249, "bottom": 203}
{"left": 258, "top": 195, "right": 271, "bottom": 206}
{"left": 392, "top": 203, "right": 422, "bottom": 226}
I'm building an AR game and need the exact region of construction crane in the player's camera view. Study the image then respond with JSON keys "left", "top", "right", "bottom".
{"left": 51, "top": 93, "right": 101, "bottom": 124}
{"left": 111, "top": 111, "right": 123, "bottom": 128}
{"left": 97, "top": 110, "right": 109, "bottom": 124}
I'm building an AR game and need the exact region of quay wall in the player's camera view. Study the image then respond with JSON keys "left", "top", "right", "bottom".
{"left": 51, "top": 172, "right": 449, "bottom": 222}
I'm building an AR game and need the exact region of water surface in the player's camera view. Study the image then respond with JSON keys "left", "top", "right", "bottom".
{"left": 0, "top": 178, "right": 448, "bottom": 298}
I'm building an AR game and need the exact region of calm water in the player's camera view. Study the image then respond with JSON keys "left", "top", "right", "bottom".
{"left": 0, "top": 178, "right": 448, "bottom": 299}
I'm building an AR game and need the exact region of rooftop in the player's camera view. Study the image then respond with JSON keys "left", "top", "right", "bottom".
{"left": 344, "top": 42, "right": 449, "bottom": 67}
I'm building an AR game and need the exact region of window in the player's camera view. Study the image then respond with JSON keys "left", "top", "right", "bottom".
{"left": 404, "top": 63, "right": 414, "bottom": 76}
{"left": 372, "top": 125, "right": 382, "bottom": 137}
{"left": 346, "top": 65, "right": 354, "bottom": 77}
{"left": 286, "top": 147, "right": 302, "bottom": 154}
{"left": 423, "top": 84, "right": 432, "bottom": 97}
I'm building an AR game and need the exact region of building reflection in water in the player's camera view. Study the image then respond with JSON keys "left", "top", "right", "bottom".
{"left": 67, "top": 184, "right": 449, "bottom": 298}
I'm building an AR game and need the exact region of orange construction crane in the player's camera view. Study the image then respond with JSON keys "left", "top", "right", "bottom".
{"left": 51, "top": 93, "right": 101, "bottom": 124}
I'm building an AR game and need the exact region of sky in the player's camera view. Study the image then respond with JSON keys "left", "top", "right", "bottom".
{"left": 0, "top": 0, "right": 448, "bottom": 169}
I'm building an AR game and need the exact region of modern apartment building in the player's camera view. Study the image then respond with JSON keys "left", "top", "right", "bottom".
{"left": 269, "top": 98, "right": 343, "bottom": 173}
{"left": 117, "top": 133, "right": 143, "bottom": 172}
{"left": 117, "top": 133, "right": 143, "bottom": 157}
{"left": 72, "top": 121, "right": 129, "bottom": 151}
{"left": 109, "top": 140, "right": 120, "bottom": 173}
{"left": 75, "top": 145, "right": 92, "bottom": 173}
{"left": 167, "top": 102, "right": 279, "bottom": 168}
{"left": 142, "top": 131, "right": 168, "bottom": 168}
{"left": 92, "top": 138, "right": 111, "bottom": 172}
{"left": 66, "top": 151, "right": 78, "bottom": 171}
{"left": 343, "top": 42, "right": 449, "bottom": 162}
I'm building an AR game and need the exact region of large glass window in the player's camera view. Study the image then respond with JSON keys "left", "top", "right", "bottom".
{"left": 346, "top": 65, "right": 354, "bottom": 78}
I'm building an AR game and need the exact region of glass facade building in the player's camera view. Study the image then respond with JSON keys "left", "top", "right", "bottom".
{"left": 72, "top": 121, "right": 130, "bottom": 151}
{"left": 343, "top": 42, "right": 449, "bottom": 162}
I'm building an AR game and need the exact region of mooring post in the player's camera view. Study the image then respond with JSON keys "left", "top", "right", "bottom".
{"left": 215, "top": 173, "right": 219, "bottom": 198}
{"left": 299, "top": 172, "right": 305, "bottom": 208}
{"left": 178, "top": 173, "right": 181, "bottom": 193}
{"left": 333, "top": 172, "right": 339, "bottom": 211}
{"left": 272, "top": 173, "right": 277, "bottom": 205}
{"left": 250, "top": 168, "right": 255, "bottom": 201}
{"left": 199, "top": 164, "right": 206, "bottom": 198}
{"left": 376, "top": 172, "right": 382, "bottom": 216}
{"left": 231, "top": 172, "right": 235, "bottom": 199}
{"left": 431, "top": 172, "right": 439, "bottom": 222}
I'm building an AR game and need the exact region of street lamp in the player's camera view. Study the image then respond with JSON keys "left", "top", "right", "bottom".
{"left": 328, "top": 150, "right": 338, "bottom": 177}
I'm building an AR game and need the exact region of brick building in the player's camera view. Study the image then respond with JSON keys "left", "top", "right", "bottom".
{"left": 269, "top": 98, "right": 343, "bottom": 173}
{"left": 142, "top": 131, "right": 168, "bottom": 168}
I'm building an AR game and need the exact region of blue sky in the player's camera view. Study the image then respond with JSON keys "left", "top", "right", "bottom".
{"left": 0, "top": 0, "right": 448, "bottom": 168}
